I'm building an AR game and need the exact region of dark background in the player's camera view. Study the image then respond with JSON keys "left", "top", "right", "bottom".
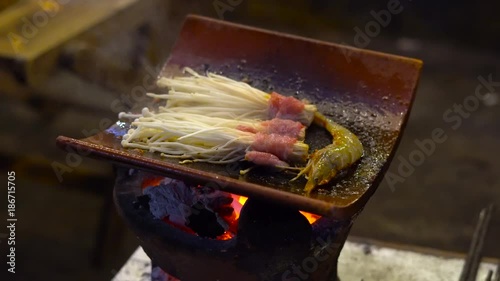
{"left": 0, "top": 0, "right": 499, "bottom": 280}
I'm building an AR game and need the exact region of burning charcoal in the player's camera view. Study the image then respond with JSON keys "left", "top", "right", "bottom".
{"left": 194, "top": 187, "right": 233, "bottom": 208}
{"left": 207, "top": 195, "right": 233, "bottom": 208}
{"left": 143, "top": 178, "right": 195, "bottom": 225}
{"left": 198, "top": 191, "right": 234, "bottom": 216}
{"left": 192, "top": 188, "right": 234, "bottom": 231}
{"left": 143, "top": 176, "right": 236, "bottom": 235}
{"left": 214, "top": 206, "right": 234, "bottom": 217}
{"left": 186, "top": 202, "right": 225, "bottom": 238}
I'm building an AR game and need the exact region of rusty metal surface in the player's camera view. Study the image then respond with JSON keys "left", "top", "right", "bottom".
{"left": 56, "top": 15, "right": 422, "bottom": 218}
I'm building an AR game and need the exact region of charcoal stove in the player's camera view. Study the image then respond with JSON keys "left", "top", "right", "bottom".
{"left": 56, "top": 14, "right": 423, "bottom": 281}
{"left": 115, "top": 167, "right": 354, "bottom": 281}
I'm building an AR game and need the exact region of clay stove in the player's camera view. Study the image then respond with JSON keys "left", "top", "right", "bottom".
{"left": 115, "top": 168, "right": 353, "bottom": 281}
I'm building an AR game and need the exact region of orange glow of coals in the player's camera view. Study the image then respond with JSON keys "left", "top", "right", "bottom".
{"left": 230, "top": 194, "right": 247, "bottom": 220}
{"left": 299, "top": 211, "right": 320, "bottom": 224}
{"left": 141, "top": 176, "right": 164, "bottom": 189}
{"left": 238, "top": 196, "right": 248, "bottom": 206}
{"left": 149, "top": 177, "right": 321, "bottom": 241}
{"left": 216, "top": 232, "right": 235, "bottom": 240}
{"left": 229, "top": 195, "right": 320, "bottom": 224}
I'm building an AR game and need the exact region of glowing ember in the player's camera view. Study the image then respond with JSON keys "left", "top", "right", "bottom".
{"left": 300, "top": 211, "right": 320, "bottom": 224}
{"left": 162, "top": 217, "right": 195, "bottom": 235}
{"left": 144, "top": 177, "right": 320, "bottom": 240}
{"left": 216, "top": 232, "right": 235, "bottom": 240}
{"left": 231, "top": 194, "right": 246, "bottom": 220}
{"left": 141, "top": 176, "right": 164, "bottom": 189}
{"left": 230, "top": 195, "right": 320, "bottom": 224}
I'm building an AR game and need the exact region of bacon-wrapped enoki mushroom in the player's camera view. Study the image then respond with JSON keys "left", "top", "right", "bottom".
{"left": 154, "top": 68, "right": 317, "bottom": 126}
{"left": 120, "top": 109, "right": 309, "bottom": 165}
{"left": 120, "top": 68, "right": 363, "bottom": 195}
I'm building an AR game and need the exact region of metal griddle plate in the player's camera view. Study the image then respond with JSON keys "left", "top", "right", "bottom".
{"left": 56, "top": 15, "right": 422, "bottom": 219}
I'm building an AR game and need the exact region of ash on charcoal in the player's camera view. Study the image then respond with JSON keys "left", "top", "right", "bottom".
{"left": 143, "top": 177, "right": 234, "bottom": 237}
{"left": 143, "top": 178, "right": 194, "bottom": 225}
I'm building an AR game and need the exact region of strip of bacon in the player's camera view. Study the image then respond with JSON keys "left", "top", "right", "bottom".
{"left": 259, "top": 118, "right": 305, "bottom": 140}
{"left": 268, "top": 92, "right": 305, "bottom": 121}
{"left": 250, "top": 133, "right": 296, "bottom": 161}
{"left": 236, "top": 119, "right": 305, "bottom": 140}
{"left": 245, "top": 151, "right": 289, "bottom": 167}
